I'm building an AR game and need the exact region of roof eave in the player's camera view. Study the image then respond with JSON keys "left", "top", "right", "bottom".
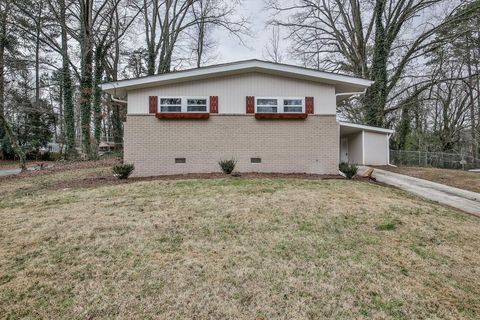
{"left": 100, "top": 60, "right": 373, "bottom": 97}
{"left": 339, "top": 121, "right": 394, "bottom": 134}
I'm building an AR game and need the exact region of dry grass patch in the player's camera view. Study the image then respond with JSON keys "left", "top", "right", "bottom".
{"left": 376, "top": 166, "right": 480, "bottom": 193}
{"left": 0, "top": 170, "right": 480, "bottom": 319}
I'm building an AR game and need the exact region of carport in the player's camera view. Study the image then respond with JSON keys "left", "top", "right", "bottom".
{"left": 339, "top": 122, "right": 394, "bottom": 166}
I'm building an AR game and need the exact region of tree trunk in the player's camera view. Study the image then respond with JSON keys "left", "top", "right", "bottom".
{"left": 196, "top": 18, "right": 205, "bottom": 68}
{"left": 59, "top": 0, "right": 76, "bottom": 159}
{"left": 92, "top": 46, "right": 104, "bottom": 158}
{"left": 0, "top": 1, "right": 26, "bottom": 170}
{"left": 79, "top": 0, "right": 94, "bottom": 158}
{"left": 363, "top": 0, "right": 388, "bottom": 127}
{"left": 35, "top": 1, "right": 42, "bottom": 106}
{"left": 466, "top": 33, "right": 477, "bottom": 162}
{"left": 111, "top": 101, "right": 123, "bottom": 150}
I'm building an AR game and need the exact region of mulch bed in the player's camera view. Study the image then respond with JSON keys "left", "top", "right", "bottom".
{"left": 3, "top": 158, "right": 387, "bottom": 191}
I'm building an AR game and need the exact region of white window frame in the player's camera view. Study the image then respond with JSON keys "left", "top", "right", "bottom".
{"left": 255, "top": 97, "right": 305, "bottom": 113}
{"left": 158, "top": 96, "right": 210, "bottom": 113}
{"left": 282, "top": 97, "right": 305, "bottom": 113}
{"left": 255, "top": 97, "right": 279, "bottom": 113}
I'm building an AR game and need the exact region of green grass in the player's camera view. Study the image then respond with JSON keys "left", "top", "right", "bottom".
{"left": 0, "top": 168, "right": 479, "bottom": 319}
{"left": 376, "top": 222, "right": 398, "bottom": 231}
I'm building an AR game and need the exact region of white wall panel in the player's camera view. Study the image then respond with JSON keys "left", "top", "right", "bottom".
{"left": 364, "top": 131, "right": 389, "bottom": 165}
{"left": 127, "top": 72, "right": 336, "bottom": 115}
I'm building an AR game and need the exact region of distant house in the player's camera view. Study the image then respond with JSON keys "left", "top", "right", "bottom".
{"left": 100, "top": 60, "right": 393, "bottom": 177}
{"left": 39, "top": 142, "right": 62, "bottom": 154}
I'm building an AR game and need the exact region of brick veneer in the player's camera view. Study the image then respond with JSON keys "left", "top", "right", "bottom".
{"left": 124, "top": 114, "right": 339, "bottom": 177}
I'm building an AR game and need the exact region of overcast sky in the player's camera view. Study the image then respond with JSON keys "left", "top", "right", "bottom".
{"left": 213, "top": 0, "right": 272, "bottom": 63}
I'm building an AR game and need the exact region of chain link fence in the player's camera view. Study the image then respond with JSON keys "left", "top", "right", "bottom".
{"left": 390, "top": 150, "right": 480, "bottom": 170}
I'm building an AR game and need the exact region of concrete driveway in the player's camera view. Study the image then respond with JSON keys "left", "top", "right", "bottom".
{"left": 0, "top": 168, "right": 21, "bottom": 177}
{"left": 366, "top": 167, "right": 480, "bottom": 216}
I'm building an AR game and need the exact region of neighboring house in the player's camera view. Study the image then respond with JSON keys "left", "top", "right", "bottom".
{"left": 39, "top": 142, "right": 62, "bottom": 154}
{"left": 100, "top": 60, "right": 393, "bottom": 177}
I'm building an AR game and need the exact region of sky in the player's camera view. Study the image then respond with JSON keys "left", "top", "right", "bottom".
{"left": 213, "top": 0, "right": 273, "bottom": 63}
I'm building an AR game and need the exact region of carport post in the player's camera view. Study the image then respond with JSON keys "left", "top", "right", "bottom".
{"left": 362, "top": 130, "right": 365, "bottom": 165}
{"left": 387, "top": 133, "right": 391, "bottom": 165}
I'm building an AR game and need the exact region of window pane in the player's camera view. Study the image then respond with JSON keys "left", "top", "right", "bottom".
{"left": 257, "top": 98, "right": 277, "bottom": 106}
{"left": 187, "top": 98, "right": 207, "bottom": 112}
{"left": 257, "top": 106, "right": 277, "bottom": 113}
{"left": 187, "top": 98, "right": 207, "bottom": 105}
{"left": 283, "top": 99, "right": 303, "bottom": 113}
{"left": 284, "top": 99, "right": 302, "bottom": 106}
{"left": 160, "top": 105, "right": 181, "bottom": 112}
{"left": 187, "top": 105, "right": 207, "bottom": 112}
{"left": 160, "top": 98, "right": 181, "bottom": 105}
{"left": 284, "top": 106, "right": 303, "bottom": 113}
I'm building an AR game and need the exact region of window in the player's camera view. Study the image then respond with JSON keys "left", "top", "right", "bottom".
{"left": 256, "top": 98, "right": 278, "bottom": 113}
{"left": 187, "top": 98, "right": 207, "bottom": 112}
{"left": 283, "top": 98, "right": 303, "bottom": 113}
{"left": 160, "top": 98, "right": 182, "bottom": 112}
{"left": 158, "top": 97, "right": 209, "bottom": 113}
{"left": 255, "top": 97, "right": 304, "bottom": 113}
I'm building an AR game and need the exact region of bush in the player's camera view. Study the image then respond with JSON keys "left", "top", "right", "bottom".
{"left": 113, "top": 163, "right": 135, "bottom": 179}
{"left": 218, "top": 158, "right": 237, "bottom": 174}
{"left": 38, "top": 151, "right": 62, "bottom": 161}
{"left": 376, "top": 222, "right": 397, "bottom": 231}
{"left": 339, "top": 162, "right": 358, "bottom": 179}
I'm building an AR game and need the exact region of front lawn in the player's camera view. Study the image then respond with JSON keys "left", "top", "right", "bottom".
{"left": 1, "top": 167, "right": 479, "bottom": 319}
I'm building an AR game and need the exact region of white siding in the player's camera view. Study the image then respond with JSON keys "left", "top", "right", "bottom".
{"left": 364, "top": 131, "right": 389, "bottom": 165}
{"left": 127, "top": 72, "right": 336, "bottom": 115}
{"left": 346, "top": 132, "right": 363, "bottom": 164}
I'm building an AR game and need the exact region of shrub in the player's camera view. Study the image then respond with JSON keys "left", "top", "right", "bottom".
{"left": 339, "top": 162, "right": 358, "bottom": 179}
{"left": 113, "top": 163, "right": 135, "bottom": 179}
{"left": 38, "top": 152, "right": 62, "bottom": 161}
{"left": 218, "top": 159, "right": 237, "bottom": 174}
{"left": 376, "top": 222, "right": 397, "bottom": 231}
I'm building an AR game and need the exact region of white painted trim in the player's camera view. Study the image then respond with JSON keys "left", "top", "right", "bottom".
{"left": 100, "top": 60, "right": 373, "bottom": 94}
{"left": 255, "top": 97, "right": 305, "bottom": 113}
{"left": 339, "top": 121, "right": 394, "bottom": 134}
{"left": 362, "top": 130, "right": 365, "bottom": 165}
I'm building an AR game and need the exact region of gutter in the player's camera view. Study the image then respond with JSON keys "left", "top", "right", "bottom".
{"left": 335, "top": 89, "right": 367, "bottom": 97}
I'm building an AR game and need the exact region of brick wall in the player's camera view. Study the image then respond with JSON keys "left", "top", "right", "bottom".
{"left": 124, "top": 115, "right": 339, "bottom": 177}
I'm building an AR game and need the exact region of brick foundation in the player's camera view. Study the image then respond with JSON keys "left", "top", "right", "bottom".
{"left": 124, "top": 114, "right": 339, "bottom": 177}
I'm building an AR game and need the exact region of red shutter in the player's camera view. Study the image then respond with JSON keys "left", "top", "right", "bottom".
{"left": 246, "top": 96, "right": 255, "bottom": 113}
{"left": 305, "top": 96, "right": 314, "bottom": 114}
{"left": 209, "top": 96, "right": 218, "bottom": 113}
{"left": 149, "top": 96, "right": 158, "bottom": 114}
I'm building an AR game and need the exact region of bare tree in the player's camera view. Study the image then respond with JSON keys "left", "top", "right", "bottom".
{"left": 0, "top": 0, "right": 26, "bottom": 169}
{"left": 138, "top": 0, "right": 248, "bottom": 75}
{"left": 263, "top": 25, "right": 283, "bottom": 63}
{"left": 267, "top": 0, "right": 478, "bottom": 127}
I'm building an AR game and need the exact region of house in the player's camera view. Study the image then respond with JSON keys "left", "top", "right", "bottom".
{"left": 100, "top": 60, "right": 393, "bottom": 177}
